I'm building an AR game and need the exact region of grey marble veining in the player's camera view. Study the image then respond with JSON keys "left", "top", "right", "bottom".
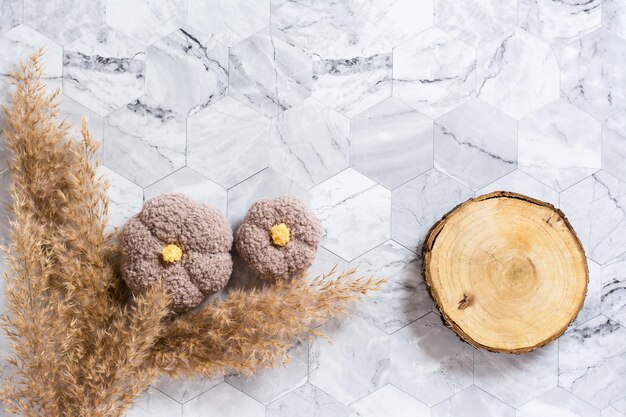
{"left": 434, "top": 98, "right": 517, "bottom": 190}
{"left": 230, "top": 29, "right": 312, "bottom": 117}
{"left": 350, "top": 240, "right": 432, "bottom": 334}
{"left": 104, "top": 97, "right": 186, "bottom": 187}
{"left": 558, "top": 28, "right": 626, "bottom": 120}
{"left": 270, "top": 97, "right": 350, "bottom": 188}
{"left": 63, "top": 27, "right": 146, "bottom": 116}
{"left": 0, "top": 1, "right": 625, "bottom": 416}
{"left": 519, "top": 0, "right": 601, "bottom": 45}
{"left": 477, "top": 29, "right": 559, "bottom": 120}
{"left": 393, "top": 27, "right": 476, "bottom": 119}
{"left": 558, "top": 316, "right": 626, "bottom": 409}
{"left": 145, "top": 28, "right": 228, "bottom": 116}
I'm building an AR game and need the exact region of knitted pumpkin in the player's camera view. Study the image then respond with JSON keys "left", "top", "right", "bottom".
{"left": 235, "top": 196, "right": 321, "bottom": 281}
{"left": 120, "top": 193, "right": 233, "bottom": 312}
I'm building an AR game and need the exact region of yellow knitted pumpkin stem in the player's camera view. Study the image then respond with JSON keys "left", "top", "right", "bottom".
{"left": 162, "top": 244, "right": 183, "bottom": 263}
{"left": 270, "top": 223, "right": 291, "bottom": 247}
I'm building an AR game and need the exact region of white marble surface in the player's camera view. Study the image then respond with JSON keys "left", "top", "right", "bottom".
{"left": 351, "top": 97, "right": 433, "bottom": 189}
{"left": 474, "top": 342, "right": 558, "bottom": 407}
{"left": 517, "top": 387, "right": 600, "bottom": 417}
{"left": 230, "top": 29, "right": 312, "bottom": 117}
{"left": 350, "top": 240, "right": 432, "bottom": 334}
{"left": 519, "top": 0, "right": 601, "bottom": 45}
{"left": 558, "top": 28, "right": 626, "bottom": 120}
{"left": 432, "top": 385, "right": 515, "bottom": 417}
{"left": 311, "top": 168, "right": 391, "bottom": 261}
{"left": 519, "top": 99, "right": 602, "bottom": 191}
{"left": 390, "top": 312, "right": 474, "bottom": 406}
{"left": 434, "top": 98, "right": 517, "bottom": 190}
{"left": 145, "top": 28, "right": 228, "bottom": 116}
{"left": 309, "top": 316, "right": 389, "bottom": 405}
{"left": 559, "top": 316, "right": 626, "bottom": 409}
{"left": 63, "top": 27, "right": 145, "bottom": 116}
{"left": 104, "top": 97, "right": 186, "bottom": 187}
{"left": 477, "top": 29, "right": 560, "bottom": 120}
{"left": 0, "top": 1, "right": 625, "bottom": 416}
{"left": 393, "top": 27, "right": 476, "bottom": 119}
{"left": 270, "top": 97, "right": 350, "bottom": 188}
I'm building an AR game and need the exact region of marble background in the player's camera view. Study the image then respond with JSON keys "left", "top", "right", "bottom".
{"left": 0, "top": 0, "right": 626, "bottom": 416}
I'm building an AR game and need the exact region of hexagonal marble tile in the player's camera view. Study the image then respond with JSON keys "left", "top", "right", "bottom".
{"left": 270, "top": 0, "right": 355, "bottom": 56}
{"left": 24, "top": 0, "right": 104, "bottom": 45}
{"left": 351, "top": 98, "right": 433, "bottom": 190}
{"left": 571, "top": 259, "right": 602, "bottom": 328}
{"left": 187, "top": 0, "right": 269, "bottom": 47}
{"left": 145, "top": 29, "right": 228, "bottom": 116}
{"left": 229, "top": 29, "right": 312, "bottom": 117}
{"left": 311, "top": 169, "right": 391, "bottom": 261}
{"left": 98, "top": 166, "right": 143, "bottom": 230}
{"left": 431, "top": 385, "right": 515, "bottom": 417}
{"left": 270, "top": 98, "right": 349, "bottom": 188}
{"left": 391, "top": 169, "right": 473, "bottom": 252}
{"left": 474, "top": 342, "right": 558, "bottom": 407}
{"left": 390, "top": 313, "right": 473, "bottom": 406}
{"left": 604, "top": 0, "right": 626, "bottom": 41}
{"left": 349, "top": 241, "right": 432, "bottom": 334}
{"left": 350, "top": 384, "right": 430, "bottom": 417}
{"left": 106, "top": 0, "right": 186, "bottom": 45}
{"left": 476, "top": 170, "right": 559, "bottom": 207}
{"left": 476, "top": 29, "right": 559, "bottom": 120}
{"left": 354, "top": 0, "right": 433, "bottom": 47}
{"left": 517, "top": 388, "right": 600, "bottom": 417}
{"left": 0, "top": 0, "right": 22, "bottom": 34}
{"left": 433, "top": 0, "right": 516, "bottom": 47}
{"left": 182, "top": 383, "right": 264, "bottom": 417}
{"left": 311, "top": 32, "right": 392, "bottom": 118}
{"left": 187, "top": 96, "right": 270, "bottom": 189}
{"left": 601, "top": 256, "right": 626, "bottom": 327}
{"left": 63, "top": 27, "right": 145, "bottom": 116}
{"left": 560, "top": 171, "right": 626, "bottom": 265}
{"left": 559, "top": 315, "right": 626, "bottom": 409}
{"left": 104, "top": 97, "right": 186, "bottom": 187}
{"left": 144, "top": 167, "right": 228, "bottom": 214}
{"left": 519, "top": 0, "right": 601, "bottom": 44}
{"left": 558, "top": 28, "right": 626, "bottom": 120}
{"left": 434, "top": 98, "right": 517, "bottom": 190}
{"left": 518, "top": 100, "right": 601, "bottom": 191}
{"left": 226, "top": 167, "right": 309, "bottom": 228}
{"left": 226, "top": 341, "right": 308, "bottom": 404}
{"left": 393, "top": 27, "right": 476, "bottom": 119}
{"left": 0, "top": 24, "right": 63, "bottom": 102}
{"left": 266, "top": 383, "right": 353, "bottom": 417}
{"left": 151, "top": 374, "right": 223, "bottom": 404}
{"left": 125, "top": 387, "right": 182, "bottom": 417}
{"left": 309, "top": 316, "right": 389, "bottom": 405}
{"left": 603, "top": 110, "right": 626, "bottom": 182}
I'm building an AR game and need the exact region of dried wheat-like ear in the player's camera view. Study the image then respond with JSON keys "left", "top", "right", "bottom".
{"left": 0, "top": 51, "right": 171, "bottom": 417}
{"left": 0, "top": 51, "right": 385, "bottom": 417}
{"left": 150, "top": 267, "right": 385, "bottom": 377}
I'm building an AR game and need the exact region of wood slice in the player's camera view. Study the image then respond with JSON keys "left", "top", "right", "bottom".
{"left": 423, "top": 191, "right": 587, "bottom": 354}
